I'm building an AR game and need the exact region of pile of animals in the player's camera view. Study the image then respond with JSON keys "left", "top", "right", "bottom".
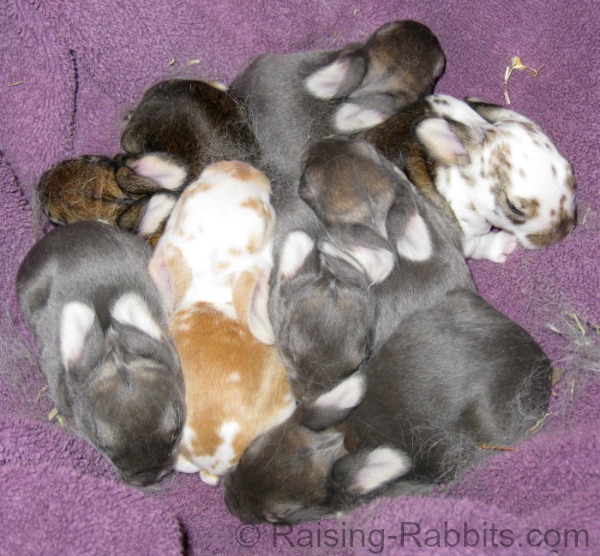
{"left": 17, "top": 20, "right": 577, "bottom": 522}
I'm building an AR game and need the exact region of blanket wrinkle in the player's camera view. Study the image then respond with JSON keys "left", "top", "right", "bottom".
{"left": 0, "top": 0, "right": 599, "bottom": 554}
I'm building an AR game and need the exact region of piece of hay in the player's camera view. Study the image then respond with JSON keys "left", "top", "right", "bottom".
{"left": 503, "top": 56, "right": 544, "bottom": 104}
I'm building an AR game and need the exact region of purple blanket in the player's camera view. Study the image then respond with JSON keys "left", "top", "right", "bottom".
{"left": 1, "top": 1, "right": 599, "bottom": 554}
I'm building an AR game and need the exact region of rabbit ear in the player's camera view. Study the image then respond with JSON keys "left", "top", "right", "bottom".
{"left": 319, "top": 241, "right": 394, "bottom": 284}
{"left": 277, "top": 231, "right": 316, "bottom": 281}
{"left": 148, "top": 246, "right": 192, "bottom": 316}
{"left": 304, "top": 53, "right": 367, "bottom": 100}
{"left": 233, "top": 271, "right": 276, "bottom": 345}
{"left": 60, "top": 302, "right": 103, "bottom": 370}
{"left": 464, "top": 97, "right": 533, "bottom": 125}
{"left": 138, "top": 193, "right": 177, "bottom": 237}
{"left": 332, "top": 445, "right": 412, "bottom": 495}
{"left": 110, "top": 293, "right": 163, "bottom": 341}
{"left": 414, "top": 117, "right": 472, "bottom": 167}
{"left": 127, "top": 153, "right": 189, "bottom": 191}
{"left": 333, "top": 95, "right": 392, "bottom": 132}
{"left": 300, "top": 372, "right": 366, "bottom": 431}
{"left": 395, "top": 212, "right": 433, "bottom": 262}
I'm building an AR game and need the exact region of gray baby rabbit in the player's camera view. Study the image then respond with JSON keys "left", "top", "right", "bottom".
{"left": 224, "top": 288, "right": 552, "bottom": 524}
{"left": 268, "top": 164, "right": 394, "bottom": 400}
{"left": 231, "top": 20, "right": 445, "bottom": 182}
{"left": 297, "top": 137, "right": 474, "bottom": 352}
{"left": 16, "top": 221, "right": 185, "bottom": 486}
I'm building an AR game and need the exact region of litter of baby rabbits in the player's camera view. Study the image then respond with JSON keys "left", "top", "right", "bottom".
{"left": 19, "top": 17, "right": 579, "bottom": 522}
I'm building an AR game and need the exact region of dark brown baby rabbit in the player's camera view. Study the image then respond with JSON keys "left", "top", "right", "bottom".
{"left": 119, "top": 79, "right": 260, "bottom": 240}
{"left": 121, "top": 79, "right": 259, "bottom": 180}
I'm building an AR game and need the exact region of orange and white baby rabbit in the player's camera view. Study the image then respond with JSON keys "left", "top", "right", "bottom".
{"left": 148, "top": 159, "right": 295, "bottom": 485}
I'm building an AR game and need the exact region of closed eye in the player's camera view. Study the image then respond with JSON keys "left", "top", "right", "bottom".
{"left": 505, "top": 197, "right": 526, "bottom": 220}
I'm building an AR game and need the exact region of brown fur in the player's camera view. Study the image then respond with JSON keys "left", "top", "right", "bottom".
{"left": 38, "top": 156, "right": 138, "bottom": 225}
{"left": 361, "top": 101, "right": 461, "bottom": 230}
{"left": 172, "top": 302, "right": 292, "bottom": 466}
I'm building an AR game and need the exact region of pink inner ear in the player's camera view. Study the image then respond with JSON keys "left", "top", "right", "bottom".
{"left": 304, "top": 57, "right": 351, "bottom": 99}
{"left": 247, "top": 275, "right": 276, "bottom": 345}
{"left": 148, "top": 252, "right": 174, "bottom": 316}
{"left": 334, "top": 103, "right": 387, "bottom": 132}
{"left": 415, "top": 118, "right": 470, "bottom": 166}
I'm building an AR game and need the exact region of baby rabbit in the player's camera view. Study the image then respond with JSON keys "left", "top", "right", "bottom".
{"left": 231, "top": 20, "right": 445, "bottom": 182}
{"left": 148, "top": 160, "right": 295, "bottom": 485}
{"left": 361, "top": 94, "right": 577, "bottom": 262}
{"left": 16, "top": 221, "right": 185, "bottom": 487}
{"left": 268, "top": 165, "right": 396, "bottom": 400}
{"left": 37, "top": 154, "right": 175, "bottom": 244}
{"left": 297, "top": 137, "right": 474, "bottom": 353}
{"left": 120, "top": 79, "right": 260, "bottom": 242}
{"left": 224, "top": 288, "right": 552, "bottom": 524}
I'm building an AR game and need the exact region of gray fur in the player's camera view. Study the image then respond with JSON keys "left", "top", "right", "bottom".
{"left": 224, "top": 289, "right": 552, "bottom": 524}
{"left": 16, "top": 221, "right": 185, "bottom": 486}
{"left": 371, "top": 166, "right": 476, "bottom": 352}
{"left": 231, "top": 20, "right": 444, "bottom": 183}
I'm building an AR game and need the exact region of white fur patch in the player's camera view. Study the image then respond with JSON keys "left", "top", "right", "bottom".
{"left": 278, "top": 231, "right": 315, "bottom": 280}
{"left": 176, "top": 420, "right": 241, "bottom": 480}
{"left": 304, "top": 58, "right": 350, "bottom": 99}
{"left": 351, "top": 446, "right": 412, "bottom": 494}
{"left": 313, "top": 373, "right": 366, "bottom": 411}
{"left": 334, "top": 103, "right": 386, "bottom": 132}
{"left": 111, "top": 293, "right": 163, "bottom": 341}
{"left": 208, "top": 80, "right": 228, "bottom": 91}
{"left": 320, "top": 241, "right": 394, "bottom": 284}
{"left": 396, "top": 213, "right": 433, "bottom": 262}
{"left": 228, "top": 372, "right": 241, "bottom": 383}
{"left": 129, "top": 154, "right": 187, "bottom": 191}
{"left": 138, "top": 193, "right": 177, "bottom": 236}
{"left": 60, "top": 302, "right": 96, "bottom": 365}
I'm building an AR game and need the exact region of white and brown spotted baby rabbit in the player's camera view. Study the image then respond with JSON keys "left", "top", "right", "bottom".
{"left": 148, "top": 159, "right": 295, "bottom": 486}
{"left": 120, "top": 78, "right": 260, "bottom": 242}
{"left": 362, "top": 95, "right": 577, "bottom": 262}
{"left": 16, "top": 221, "right": 185, "bottom": 486}
{"left": 225, "top": 289, "right": 552, "bottom": 524}
{"left": 231, "top": 20, "right": 445, "bottom": 182}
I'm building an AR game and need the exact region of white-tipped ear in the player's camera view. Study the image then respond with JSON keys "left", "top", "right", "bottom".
{"left": 304, "top": 58, "right": 352, "bottom": 99}
{"left": 128, "top": 154, "right": 188, "bottom": 191}
{"left": 247, "top": 275, "right": 276, "bottom": 345}
{"left": 138, "top": 193, "right": 177, "bottom": 237}
{"left": 396, "top": 213, "right": 433, "bottom": 262}
{"left": 415, "top": 118, "right": 471, "bottom": 166}
{"left": 60, "top": 302, "right": 97, "bottom": 365}
{"left": 334, "top": 103, "right": 387, "bottom": 132}
{"left": 349, "top": 446, "right": 412, "bottom": 494}
{"left": 320, "top": 241, "right": 394, "bottom": 284}
{"left": 312, "top": 373, "right": 366, "bottom": 411}
{"left": 111, "top": 293, "right": 163, "bottom": 340}
{"left": 278, "top": 231, "right": 315, "bottom": 281}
